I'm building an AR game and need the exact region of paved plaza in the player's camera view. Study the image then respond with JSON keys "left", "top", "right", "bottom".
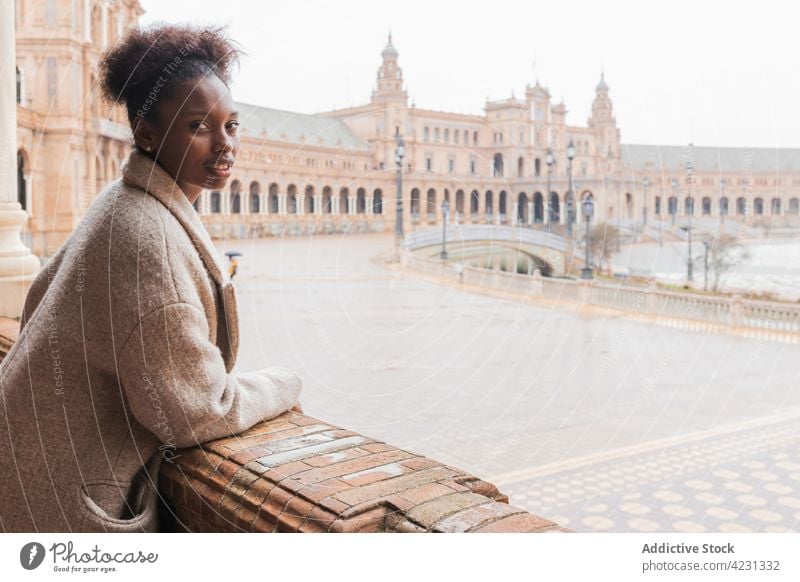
{"left": 218, "top": 233, "right": 800, "bottom": 533}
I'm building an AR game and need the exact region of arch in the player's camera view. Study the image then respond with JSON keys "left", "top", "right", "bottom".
{"left": 455, "top": 189, "right": 465, "bottom": 217}
{"left": 789, "top": 197, "right": 799, "bottom": 215}
{"left": 210, "top": 190, "right": 221, "bottom": 213}
{"left": 549, "top": 191, "right": 560, "bottom": 222}
{"left": 357, "top": 187, "right": 366, "bottom": 214}
{"left": 493, "top": 153, "right": 504, "bottom": 177}
{"left": 373, "top": 189, "right": 383, "bottom": 214}
{"left": 485, "top": 190, "right": 494, "bottom": 217}
{"left": 498, "top": 191, "right": 507, "bottom": 217}
{"left": 534, "top": 158, "right": 541, "bottom": 177}
{"left": 668, "top": 196, "right": 678, "bottom": 216}
{"left": 533, "top": 192, "right": 544, "bottom": 223}
{"left": 470, "top": 190, "right": 480, "bottom": 216}
{"left": 339, "top": 187, "right": 349, "bottom": 214}
{"left": 754, "top": 197, "right": 764, "bottom": 215}
{"left": 426, "top": 188, "right": 436, "bottom": 218}
{"left": 410, "top": 188, "right": 420, "bottom": 217}
{"left": 287, "top": 184, "right": 298, "bottom": 214}
{"left": 736, "top": 197, "right": 746, "bottom": 216}
{"left": 305, "top": 184, "right": 315, "bottom": 214}
{"left": 16, "top": 150, "right": 26, "bottom": 210}
{"left": 770, "top": 197, "right": 781, "bottom": 215}
{"left": 269, "top": 183, "right": 279, "bottom": 213}
{"left": 517, "top": 192, "right": 529, "bottom": 224}
{"left": 249, "top": 181, "right": 261, "bottom": 213}
{"left": 322, "top": 186, "right": 332, "bottom": 214}
{"left": 701, "top": 196, "right": 711, "bottom": 215}
{"left": 720, "top": 197, "right": 729, "bottom": 216}
{"left": 230, "top": 179, "right": 242, "bottom": 214}
{"left": 517, "top": 156, "right": 524, "bottom": 178}
{"left": 684, "top": 196, "right": 694, "bottom": 215}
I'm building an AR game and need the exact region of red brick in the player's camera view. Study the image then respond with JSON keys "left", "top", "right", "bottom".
{"left": 433, "top": 502, "right": 523, "bottom": 533}
{"left": 401, "top": 457, "right": 441, "bottom": 471}
{"left": 470, "top": 513, "right": 558, "bottom": 533}
{"left": 405, "top": 492, "right": 489, "bottom": 529}
{"left": 295, "top": 450, "right": 415, "bottom": 485}
{"left": 335, "top": 467, "right": 458, "bottom": 506}
{"left": 302, "top": 446, "right": 372, "bottom": 467}
{"left": 396, "top": 482, "right": 455, "bottom": 505}
{"left": 361, "top": 442, "right": 395, "bottom": 453}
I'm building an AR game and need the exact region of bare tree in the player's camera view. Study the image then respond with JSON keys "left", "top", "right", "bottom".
{"left": 707, "top": 234, "right": 749, "bottom": 291}
{"left": 586, "top": 222, "right": 619, "bottom": 274}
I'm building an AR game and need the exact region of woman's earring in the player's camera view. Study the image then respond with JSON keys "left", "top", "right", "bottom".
{"left": 145, "top": 145, "right": 152, "bottom": 151}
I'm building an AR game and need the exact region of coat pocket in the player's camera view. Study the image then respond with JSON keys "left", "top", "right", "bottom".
{"left": 77, "top": 455, "right": 162, "bottom": 533}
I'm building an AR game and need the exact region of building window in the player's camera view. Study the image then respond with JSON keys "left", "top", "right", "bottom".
{"left": 434, "top": 128, "right": 440, "bottom": 142}
{"left": 448, "top": 156, "right": 455, "bottom": 174}
{"left": 470, "top": 157, "right": 476, "bottom": 175}
{"left": 454, "top": 130, "right": 460, "bottom": 144}
{"left": 15, "top": 67, "right": 22, "bottom": 104}
{"left": 444, "top": 129, "right": 449, "bottom": 143}
{"left": 423, "top": 127, "right": 430, "bottom": 141}
{"left": 473, "top": 131, "right": 478, "bottom": 146}
{"left": 425, "top": 154, "right": 432, "bottom": 172}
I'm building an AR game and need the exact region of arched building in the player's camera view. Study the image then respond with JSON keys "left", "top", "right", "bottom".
{"left": 14, "top": 1, "right": 800, "bottom": 257}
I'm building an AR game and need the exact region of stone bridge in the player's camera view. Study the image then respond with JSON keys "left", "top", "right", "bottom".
{"left": 404, "top": 224, "right": 570, "bottom": 276}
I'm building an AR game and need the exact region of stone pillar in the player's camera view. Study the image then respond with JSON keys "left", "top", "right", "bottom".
{"left": 100, "top": 2, "right": 108, "bottom": 48}
{"left": 528, "top": 201, "right": 534, "bottom": 226}
{"left": 313, "top": 194, "right": 322, "bottom": 215}
{"left": 83, "top": 0, "right": 91, "bottom": 42}
{"left": 278, "top": 194, "right": 287, "bottom": 215}
{"left": 477, "top": 191, "right": 485, "bottom": 224}
{"left": 297, "top": 195, "right": 305, "bottom": 215}
{"left": 0, "top": 0, "right": 41, "bottom": 316}
{"left": 366, "top": 196, "right": 373, "bottom": 216}
{"left": 348, "top": 195, "right": 356, "bottom": 215}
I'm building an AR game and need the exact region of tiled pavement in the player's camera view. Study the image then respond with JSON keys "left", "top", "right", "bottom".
{"left": 218, "top": 233, "right": 800, "bottom": 533}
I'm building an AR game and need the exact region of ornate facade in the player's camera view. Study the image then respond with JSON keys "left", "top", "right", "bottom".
{"left": 15, "top": 1, "right": 800, "bottom": 257}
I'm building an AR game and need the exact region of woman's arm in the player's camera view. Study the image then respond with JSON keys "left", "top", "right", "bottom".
{"left": 116, "top": 301, "right": 302, "bottom": 448}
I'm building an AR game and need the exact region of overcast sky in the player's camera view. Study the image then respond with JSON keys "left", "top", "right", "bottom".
{"left": 140, "top": 0, "right": 800, "bottom": 149}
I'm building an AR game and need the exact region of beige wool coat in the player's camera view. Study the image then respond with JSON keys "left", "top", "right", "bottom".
{"left": 0, "top": 149, "right": 302, "bottom": 532}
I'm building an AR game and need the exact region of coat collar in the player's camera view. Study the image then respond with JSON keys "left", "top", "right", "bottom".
{"left": 121, "top": 149, "right": 226, "bottom": 286}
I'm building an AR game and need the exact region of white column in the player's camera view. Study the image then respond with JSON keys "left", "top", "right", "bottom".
{"left": 83, "top": 0, "right": 91, "bottom": 42}
{"left": 278, "top": 194, "right": 287, "bottom": 215}
{"left": 348, "top": 195, "right": 356, "bottom": 215}
{"left": 366, "top": 196, "right": 373, "bottom": 215}
{"left": 527, "top": 202, "right": 534, "bottom": 226}
{"left": 100, "top": 2, "right": 108, "bottom": 48}
{"left": 313, "top": 194, "right": 322, "bottom": 215}
{"left": 0, "top": 0, "right": 41, "bottom": 316}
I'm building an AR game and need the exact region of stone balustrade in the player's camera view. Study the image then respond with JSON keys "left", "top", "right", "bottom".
{"left": 402, "top": 253, "right": 800, "bottom": 337}
{"left": 0, "top": 317, "right": 565, "bottom": 534}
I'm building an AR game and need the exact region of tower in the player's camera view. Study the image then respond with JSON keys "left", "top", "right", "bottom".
{"left": 371, "top": 33, "right": 407, "bottom": 105}
{"left": 588, "top": 72, "right": 620, "bottom": 162}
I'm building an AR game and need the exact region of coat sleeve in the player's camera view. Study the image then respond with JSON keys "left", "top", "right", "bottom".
{"left": 116, "top": 301, "right": 302, "bottom": 448}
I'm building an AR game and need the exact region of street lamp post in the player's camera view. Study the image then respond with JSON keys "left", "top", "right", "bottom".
{"left": 566, "top": 139, "right": 576, "bottom": 237}
{"left": 440, "top": 198, "right": 449, "bottom": 260}
{"left": 394, "top": 132, "right": 405, "bottom": 258}
{"left": 686, "top": 150, "right": 695, "bottom": 283}
{"left": 581, "top": 195, "right": 595, "bottom": 279}
{"left": 546, "top": 148, "right": 554, "bottom": 232}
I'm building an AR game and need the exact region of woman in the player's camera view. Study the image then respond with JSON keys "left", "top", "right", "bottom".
{"left": 0, "top": 24, "right": 302, "bottom": 532}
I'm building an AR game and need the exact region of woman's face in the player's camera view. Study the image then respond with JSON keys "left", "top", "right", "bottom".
{"left": 133, "top": 74, "right": 240, "bottom": 202}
